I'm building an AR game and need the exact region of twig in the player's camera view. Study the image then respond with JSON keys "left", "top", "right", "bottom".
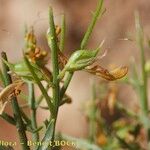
{"left": 0, "top": 112, "right": 16, "bottom": 125}
{"left": 28, "top": 83, "right": 39, "bottom": 143}
{"left": 47, "top": 6, "right": 60, "bottom": 148}
{"left": 80, "top": 0, "right": 104, "bottom": 49}
{"left": 24, "top": 56, "right": 54, "bottom": 115}
{"left": 135, "top": 12, "right": 148, "bottom": 115}
{"left": 135, "top": 12, "right": 150, "bottom": 147}
{"left": 60, "top": 0, "right": 104, "bottom": 101}
{"left": 1, "top": 52, "right": 30, "bottom": 150}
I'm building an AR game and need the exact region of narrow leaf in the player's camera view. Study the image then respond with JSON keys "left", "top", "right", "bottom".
{"left": 24, "top": 55, "right": 54, "bottom": 114}
{"left": 37, "top": 119, "right": 55, "bottom": 150}
{"left": 80, "top": 0, "right": 104, "bottom": 49}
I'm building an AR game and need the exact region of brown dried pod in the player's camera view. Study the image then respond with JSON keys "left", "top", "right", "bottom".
{"left": 0, "top": 80, "right": 24, "bottom": 114}
{"left": 85, "top": 65, "right": 128, "bottom": 81}
{"left": 58, "top": 50, "right": 68, "bottom": 68}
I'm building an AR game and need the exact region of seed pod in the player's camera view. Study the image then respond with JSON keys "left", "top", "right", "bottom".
{"left": 58, "top": 50, "right": 68, "bottom": 69}
{"left": 0, "top": 80, "right": 24, "bottom": 114}
{"left": 86, "top": 65, "right": 128, "bottom": 81}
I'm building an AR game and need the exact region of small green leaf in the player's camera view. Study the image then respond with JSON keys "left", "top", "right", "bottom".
{"left": 80, "top": 0, "right": 104, "bottom": 49}
{"left": 37, "top": 119, "right": 55, "bottom": 150}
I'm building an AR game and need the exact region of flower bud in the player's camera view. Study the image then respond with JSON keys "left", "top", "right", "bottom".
{"left": 24, "top": 27, "right": 36, "bottom": 52}
{"left": 58, "top": 47, "right": 101, "bottom": 79}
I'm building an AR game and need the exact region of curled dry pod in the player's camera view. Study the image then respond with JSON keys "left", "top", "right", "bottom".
{"left": 58, "top": 50, "right": 68, "bottom": 68}
{"left": 0, "top": 80, "right": 24, "bottom": 114}
{"left": 86, "top": 65, "right": 128, "bottom": 81}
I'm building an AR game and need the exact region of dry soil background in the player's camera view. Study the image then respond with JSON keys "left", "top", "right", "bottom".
{"left": 0, "top": 0, "right": 150, "bottom": 149}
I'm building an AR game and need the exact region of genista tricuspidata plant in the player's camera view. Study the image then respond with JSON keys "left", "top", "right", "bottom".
{"left": 0, "top": 0, "right": 128, "bottom": 150}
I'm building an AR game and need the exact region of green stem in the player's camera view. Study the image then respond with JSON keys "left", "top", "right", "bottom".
{"left": 60, "top": 14, "right": 66, "bottom": 52}
{"left": 1, "top": 52, "right": 30, "bottom": 150}
{"left": 80, "top": 0, "right": 104, "bottom": 49}
{"left": 24, "top": 56, "right": 54, "bottom": 115}
{"left": 28, "top": 83, "right": 39, "bottom": 142}
{"left": 36, "top": 84, "right": 50, "bottom": 107}
{"left": 140, "top": 44, "right": 148, "bottom": 113}
{"left": 60, "top": 72, "right": 73, "bottom": 100}
{"left": 48, "top": 7, "right": 60, "bottom": 117}
{"left": 60, "top": 0, "right": 104, "bottom": 101}
{"left": 41, "top": 1, "right": 104, "bottom": 149}
{"left": 47, "top": 7, "right": 60, "bottom": 149}
{"left": 135, "top": 12, "right": 148, "bottom": 114}
{"left": 89, "top": 83, "right": 97, "bottom": 142}
{"left": 0, "top": 113, "right": 16, "bottom": 125}
{"left": 20, "top": 109, "right": 31, "bottom": 125}
{"left": 135, "top": 12, "right": 150, "bottom": 146}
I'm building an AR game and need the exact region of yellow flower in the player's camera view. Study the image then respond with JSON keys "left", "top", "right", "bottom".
{"left": 96, "top": 132, "right": 107, "bottom": 146}
{"left": 24, "top": 27, "right": 48, "bottom": 66}
{"left": 26, "top": 47, "right": 48, "bottom": 64}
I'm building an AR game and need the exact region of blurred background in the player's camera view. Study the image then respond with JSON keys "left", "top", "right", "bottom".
{"left": 0, "top": 0, "right": 150, "bottom": 149}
